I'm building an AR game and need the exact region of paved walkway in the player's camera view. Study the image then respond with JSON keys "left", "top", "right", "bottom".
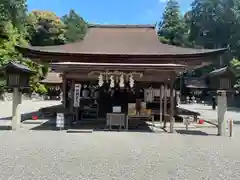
{"left": 0, "top": 100, "right": 61, "bottom": 120}
{"left": 179, "top": 104, "right": 240, "bottom": 124}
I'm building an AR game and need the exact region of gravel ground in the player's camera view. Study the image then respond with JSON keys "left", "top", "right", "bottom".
{"left": 0, "top": 128, "right": 240, "bottom": 180}
{"left": 0, "top": 101, "right": 240, "bottom": 180}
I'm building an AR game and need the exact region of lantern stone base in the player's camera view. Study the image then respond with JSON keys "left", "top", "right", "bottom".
{"left": 11, "top": 88, "right": 22, "bottom": 131}
{"left": 217, "top": 90, "right": 227, "bottom": 136}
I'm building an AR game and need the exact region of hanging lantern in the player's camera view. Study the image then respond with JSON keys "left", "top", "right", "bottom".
{"left": 129, "top": 74, "right": 134, "bottom": 88}
{"left": 119, "top": 74, "right": 124, "bottom": 88}
{"left": 98, "top": 74, "right": 104, "bottom": 87}
{"left": 110, "top": 75, "right": 115, "bottom": 88}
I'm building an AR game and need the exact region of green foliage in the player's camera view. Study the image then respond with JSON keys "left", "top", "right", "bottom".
{"left": 0, "top": 21, "right": 28, "bottom": 66}
{"left": 37, "top": 84, "right": 48, "bottom": 94}
{"left": 0, "top": 0, "right": 28, "bottom": 32}
{"left": 190, "top": 0, "right": 240, "bottom": 53}
{"left": 185, "top": 0, "right": 240, "bottom": 78}
{"left": 229, "top": 58, "right": 240, "bottom": 87}
{"left": 230, "top": 58, "right": 240, "bottom": 76}
{"left": 0, "top": 77, "right": 6, "bottom": 94}
{"left": 158, "top": 0, "right": 190, "bottom": 46}
{"left": 27, "top": 10, "right": 66, "bottom": 46}
{"left": 62, "top": 9, "right": 87, "bottom": 43}
{"left": 23, "top": 59, "right": 49, "bottom": 93}
{"left": 0, "top": 2, "right": 86, "bottom": 94}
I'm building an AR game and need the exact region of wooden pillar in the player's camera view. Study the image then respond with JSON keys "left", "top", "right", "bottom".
{"left": 160, "top": 85, "right": 164, "bottom": 125}
{"left": 163, "top": 83, "right": 167, "bottom": 128}
{"left": 169, "top": 83, "right": 175, "bottom": 133}
{"left": 70, "top": 80, "right": 75, "bottom": 113}
{"left": 62, "top": 74, "right": 66, "bottom": 108}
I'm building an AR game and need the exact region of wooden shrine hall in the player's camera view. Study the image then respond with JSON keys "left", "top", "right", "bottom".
{"left": 17, "top": 24, "right": 227, "bottom": 132}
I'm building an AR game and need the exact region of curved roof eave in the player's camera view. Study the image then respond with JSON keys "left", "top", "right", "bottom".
{"left": 16, "top": 45, "right": 228, "bottom": 58}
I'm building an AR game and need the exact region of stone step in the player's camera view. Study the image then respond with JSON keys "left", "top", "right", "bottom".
{"left": 66, "top": 129, "right": 93, "bottom": 133}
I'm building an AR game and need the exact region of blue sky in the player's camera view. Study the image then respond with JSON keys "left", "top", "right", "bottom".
{"left": 27, "top": 0, "right": 192, "bottom": 24}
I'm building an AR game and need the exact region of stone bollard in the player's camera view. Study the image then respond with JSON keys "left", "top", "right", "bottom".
{"left": 228, "top": 119, "right": 233, "bottom": 137}
{"left": 183, "top": 117, "right": 190, "bottom": 131}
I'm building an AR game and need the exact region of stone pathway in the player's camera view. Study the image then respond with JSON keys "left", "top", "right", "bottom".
{"left": 180, "top": 104, "right": 240, "bottom": 124}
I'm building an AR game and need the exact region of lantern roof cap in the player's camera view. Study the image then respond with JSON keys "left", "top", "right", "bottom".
{"left": 1, "top": 61, "right": 34, "bottom": 74}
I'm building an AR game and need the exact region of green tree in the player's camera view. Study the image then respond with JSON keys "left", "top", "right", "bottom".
{"left": 0, "top": 21, "right": 28, "bottom": 67}
{"left": 62, "top": 9, "right": 87, "bottom": 43}
{"left": 0, "top": 0, "right": 28, "bottom": 32}
{"left": 190, "top": 0, "right": 240, "bottom": 53}
{"left": 27, "top": 10, "right": 66, "bottom": 46}
{"left": 187, "top": 0, "right": 240, "bottom": 78}
{"left": 0, "top": 21, "right": 28, "bottom": 93}
{"left": 0, "top": 21, "right": 49, "bottom": 94}
{"left": 24, "top": 60, "right": 49, "bottom": 93}
{"left": 158, "top": 0, "right": 189, "bottom": 46}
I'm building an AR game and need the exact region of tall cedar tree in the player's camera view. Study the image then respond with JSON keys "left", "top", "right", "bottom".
{"left": 62, "top": 9, "right": 87, "bottom": 43}
{"left": 158, "top": 0, "right": 188, "bottom": 46}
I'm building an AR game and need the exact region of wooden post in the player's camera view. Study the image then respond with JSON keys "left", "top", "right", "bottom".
{"left": 160, "top": 85, "right": 164, "bottom": 125}
{"left": 62, "top": 73, "right": 66, "bottom": 108}
{"left": 163, "top": 83, "right": 167, "bottom": 128}
{"left": 169, "top": 84, "right": 175, "bottom": 133}
{"left": 229, "top": 119, "right": 233, "bottom": 137}
{"left": 70, "top": 80, "right": 75, "bottom": 113}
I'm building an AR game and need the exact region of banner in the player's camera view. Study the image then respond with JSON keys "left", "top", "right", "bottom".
{"left": 73, "top": 84, "right": 81, "bottom": 107}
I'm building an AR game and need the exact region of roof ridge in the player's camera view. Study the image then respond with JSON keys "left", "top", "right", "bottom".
{"left": 88, "top": 24, "right": 155, "bottom": 29}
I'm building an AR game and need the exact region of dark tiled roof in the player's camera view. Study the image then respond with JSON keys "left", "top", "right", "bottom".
{"left": 207, "top": 66, "right": 236, "bottom": 77}
{"left": 1, "top": 62, "right": 33, "bottom": 73}
{"left": 20, "top": 24, "right": 226, "bottom": 56}
{"left": 40, "top": 72, "right": 62, "bottom": 84}
{"left": 208, "top": 67, "right": 228, "bottom": 76}
{"left": 185, "top": 77, "right": 207, "bottom": 89}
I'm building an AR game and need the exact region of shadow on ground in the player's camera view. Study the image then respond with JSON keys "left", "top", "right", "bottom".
{"left": 31, "top": 120, "right": 155, "bottom": 133}
{"left": 0, "top": 104, "right": 63, "bottom": 122}
{"left": 234, "top": 121, "right": 240, "bottom": 125}
{"left": 176, "top": 129, "right": 216, "bottom": 136}
{"left": 0, "top": 126, "right": 12, "bottom": 130}
{"left": 227, "top": 107, "right": 240, "bottom": 113}
{"left": 0, "top": 104, "right": 62, "bottom": 130}
{"left": 0, "top": 111, "right": 41, "bottom": 121}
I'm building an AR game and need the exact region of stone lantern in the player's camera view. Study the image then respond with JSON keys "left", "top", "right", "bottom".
{"left": 4, "top": 62, "right": 33, "bottom": 88}
{"left": 1, "top": 62, "right": 34, "bottom": 130}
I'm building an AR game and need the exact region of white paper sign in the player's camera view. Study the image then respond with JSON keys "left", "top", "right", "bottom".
{"left": 153, "top": 89, "right": 160, "bottom": 97}
{"left": 183, "top": 117, "right": 191, "bottom": 125}
{"left": 74, "top": 84, "right": 81, "bottom": 107}
{"left": 144, "top": 89, "right": 153, "bottom": 102}
{"left": 113, "top": 106, "right": 121, "bottom": 113}
{"left": 56, "top": 113, "right": 64, "bottom": 128}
